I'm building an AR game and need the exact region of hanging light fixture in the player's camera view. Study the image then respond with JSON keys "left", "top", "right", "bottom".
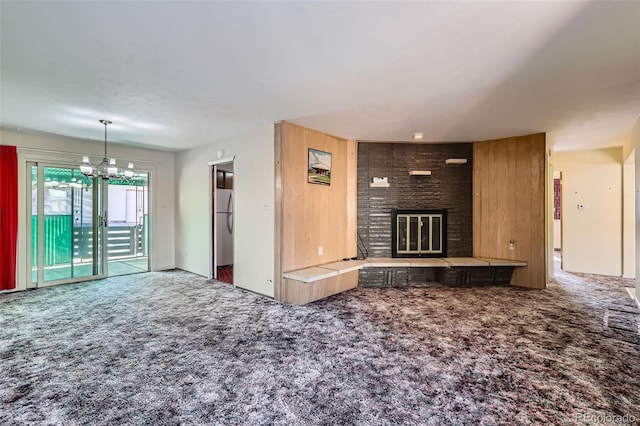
{"left": 80, "top": 120, "right": 135, "bottom": 180}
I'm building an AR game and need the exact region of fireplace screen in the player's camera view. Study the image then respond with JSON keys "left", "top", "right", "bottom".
{"left": 392, "top": 209, "right": 447, "bottom": 257}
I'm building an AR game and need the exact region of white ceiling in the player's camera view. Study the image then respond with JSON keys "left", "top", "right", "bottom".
{"left": 1, "top": 1, "right": 638, "bottom": 152}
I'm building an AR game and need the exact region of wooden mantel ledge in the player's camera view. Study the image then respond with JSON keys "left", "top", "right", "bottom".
{"left": 283, "top": 257, "right": 528, "bottom": 283}
{"left": 283, "top": 260, "right": 366, "bottom": 283}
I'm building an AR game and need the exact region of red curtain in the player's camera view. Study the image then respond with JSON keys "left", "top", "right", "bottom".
{"left": 0, "top": 145, "right": 18, "bottom": 290}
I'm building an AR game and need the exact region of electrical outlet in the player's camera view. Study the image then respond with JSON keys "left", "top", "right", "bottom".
{"left": 509, "top": 240, "right": 516, "bottom": 251}
{"left": 318, "top": 246, "right": 324, "bottom": 256}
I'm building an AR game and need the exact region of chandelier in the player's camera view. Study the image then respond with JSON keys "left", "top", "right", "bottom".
{"left": 80, "top": 119, "right": 135, "bottom": 180}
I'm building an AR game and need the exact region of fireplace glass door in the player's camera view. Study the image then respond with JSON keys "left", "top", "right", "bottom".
{"left": 396, "top": 213, "right": 443, "bottom": 255}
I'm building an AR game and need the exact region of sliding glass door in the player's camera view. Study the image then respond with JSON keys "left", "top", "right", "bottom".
{"left": 29, "top": 163, "right": 105, "bottom": 286}
{"left": 106, "top": 174, "right": 149, "bottom": 277}
{"left": 28, "top": 163, "right": 149, "bottom": 287}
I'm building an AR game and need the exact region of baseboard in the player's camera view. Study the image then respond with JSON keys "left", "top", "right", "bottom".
{"left": 153, "top": 264, "right": 177, "bottom": 272}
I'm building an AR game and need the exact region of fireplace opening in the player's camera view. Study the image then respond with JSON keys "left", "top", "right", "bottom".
{"left": 392, "top": 209, "right": 447, "bottom": 258}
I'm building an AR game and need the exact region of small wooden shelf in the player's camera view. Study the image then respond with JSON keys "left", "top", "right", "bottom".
{"left": 409, "top": 170, "right": 432, "bottom": 176}
{"left": 445, "top": 158, "right": 468, "bottom": 165}
{"left": 369, "top": 182, "right": 390, "bottom": 188}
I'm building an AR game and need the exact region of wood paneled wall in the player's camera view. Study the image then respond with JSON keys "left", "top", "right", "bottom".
{"left": 276, "top": 122, "right": 357, "bottom": 281}
{"left": 283, "top": 271, "right": 359, "bottom": 305}
{"left": 473, "top": 133, "right": 547, "bottom": 289}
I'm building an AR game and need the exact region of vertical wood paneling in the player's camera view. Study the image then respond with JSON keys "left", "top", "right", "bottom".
{"left": 283, "top": 270, "right": 359, "bottom": 305}
{"left": 514, "top": 139, "right": 533, "bottom": 284}
{"left": 495, "top": 141, "right": 509, "bottom": 255}
{"left": 473, "top": 142, "right": 489, "bottom": 256}
{"left": 473, "top": 133, "right": 546, "bottom": 289}
{"left": 529, "top": 133, "right": 546, "bottom": 285}
{"left": 507, "top": 140, "right": 517, "bottom": 264}
{"left": 490, "top": 142, "right": 499, "bottom": 255}
{"left": 279, "top": 122, "right": 357, "bottom": 273}
{"left": 345, "top": 140, "right": 358, "bottom": 258}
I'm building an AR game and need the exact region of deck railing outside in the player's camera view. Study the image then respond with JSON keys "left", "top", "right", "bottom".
{"left": 33, "top": 215, "right": 148, "bottom": 266}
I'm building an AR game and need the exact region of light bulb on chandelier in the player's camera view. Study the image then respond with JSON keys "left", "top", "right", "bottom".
{"left": 80, "top": 119, "right": 135, "bottom": 180}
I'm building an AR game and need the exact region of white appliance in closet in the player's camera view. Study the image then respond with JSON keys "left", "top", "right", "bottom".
{"left": 216, "top": 187, "right": 233, "bottom": 267}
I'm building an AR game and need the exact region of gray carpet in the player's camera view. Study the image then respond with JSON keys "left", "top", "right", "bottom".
{"left": 1, "top": 267, "right": 638, "bottom": 425}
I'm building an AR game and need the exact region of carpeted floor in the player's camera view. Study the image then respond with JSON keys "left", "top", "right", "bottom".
{"left": 0, "top": 266, "right": 638, "bottom": 425}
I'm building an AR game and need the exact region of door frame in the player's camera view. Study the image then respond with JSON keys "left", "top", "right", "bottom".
{"left": 208, "top": 156, "right": 235, "bottom": 280}
{"left": 559, "top": 171, "right": 563, "bottom": 271}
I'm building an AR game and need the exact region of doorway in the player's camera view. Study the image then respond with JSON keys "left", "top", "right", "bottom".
{"left": 553, "top": 171, "right": 563, "bottom": 272}
{"left": 212, "top": 162, "right": 234, "bottom": 284}
{"left": 28, "top": 162, "right": 150, "bottom": 287}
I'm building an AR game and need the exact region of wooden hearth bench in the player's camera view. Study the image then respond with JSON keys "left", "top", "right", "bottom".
{"left": 282, "top": 257, "right": 527, "bottom": 305}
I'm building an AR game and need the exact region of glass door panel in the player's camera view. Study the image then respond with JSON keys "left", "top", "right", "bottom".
{"left": 42, "top": 167, "right": 97, "bottom": 282}
{"left": 397, "top": 216, "right": 408, "bottom": 252}
{"left": 420, "top": 217, "right": 430, "bottom": 253}
{"left": 106, "top": 172, "right": 149, "bottom": 276}
{"left": 432, "top": 216, "right": 442, "bottom": 252}
{"left": 95, "top": 177, "right": 104, "bottom": 277}
{"left": 30, "top": 164, "right": 38, "bottom": 285}
{"left": 28, "top": 164, "right": 104, "bottom": 286}
{"left": 409, "top": 217, "right": 419, "bottom": 251}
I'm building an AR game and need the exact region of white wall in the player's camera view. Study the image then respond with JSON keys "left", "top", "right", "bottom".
{"left": 554, "top": 148, "right": 623, "bottom": 276}
{"left": 2, "top": 129, "right": 176, "bottom": 291}
{"left": 623, "top": 148, "right": 635, "bottom": 278}
{"left": 633, "top": 116, "right": 640, "bottom": 306}
{"left": 553, "top": 220, "right": 561, "bottom": 249}
{"left": 175, "top": 124, "right": 275, "bottom": 297}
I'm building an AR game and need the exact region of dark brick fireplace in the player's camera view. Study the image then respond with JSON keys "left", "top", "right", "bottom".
{"left": 357, "top": 142, "right": 473, "bottom": 259}
{"left": 357, "top": 142, "right": 473, "bottom": 286}
{"left": 391, "top": 209, "right": 448, "bottom": 258}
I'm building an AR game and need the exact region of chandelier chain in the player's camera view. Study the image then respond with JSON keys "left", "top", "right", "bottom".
{"left": 80, "top": 119, "right": 135, "bottom": 181}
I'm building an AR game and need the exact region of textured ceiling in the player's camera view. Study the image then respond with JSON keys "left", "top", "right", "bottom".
{"left": 1, "top": 1, "right": 638, "bottom": 152}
